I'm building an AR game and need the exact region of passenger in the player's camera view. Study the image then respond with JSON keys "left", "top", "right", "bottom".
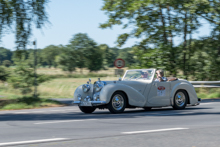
{"left": 155, "top": 69, "right": 167, "bottom": 82}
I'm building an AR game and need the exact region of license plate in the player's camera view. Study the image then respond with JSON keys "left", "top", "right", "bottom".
{"left": 80, "top": 101, "right": 92, "bottom": 106}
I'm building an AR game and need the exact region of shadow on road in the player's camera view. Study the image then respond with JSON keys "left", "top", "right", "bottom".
{"left": 51, "top": 98, "right": 220, "bottom": 106}
{"left": 0, "top": 106, "right": 217, "bottom": 122}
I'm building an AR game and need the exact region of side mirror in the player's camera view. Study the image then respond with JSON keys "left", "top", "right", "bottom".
{"left": 118, "top": 78, "right": 122, "bottom": 81}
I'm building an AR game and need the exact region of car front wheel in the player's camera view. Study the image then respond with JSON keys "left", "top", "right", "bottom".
{"left": 79, "top": 106, "right": 96, "bottom": 113}
{"left": 143, "top": 107, "right": 152, "bottom": 111}
{"left": 172, "top": 90, "right": 188, "bottom": 110}
{"left": 108, "top": 92, "right": 127, "bottom": 114}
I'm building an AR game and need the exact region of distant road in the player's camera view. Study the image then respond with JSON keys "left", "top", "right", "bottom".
{"left": 0, "top": 99, "right": 220, "bottom": 147}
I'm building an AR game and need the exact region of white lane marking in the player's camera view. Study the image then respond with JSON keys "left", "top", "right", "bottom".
{"left": 65, "top": 109, "right": 80, "bottom": 111}
{"left": 32, "top": 111, "right": 44, "bottom": 113}
{"left": 13, "top": 112, "right": 29, "bottom": 114}
{"left": 121, "top": 128, "right": 189, "bottom": 134}
{"left": 200, "top": 103, "right": 214, "bottom": 105}
{"left": 0, "top": 138, "right": 68, "bottom": 146}
{"left": 50, "top": 110, "right": 65, "bottom": 112}
{"left": 34, "top": 119, "right": 97, "bottom": 125}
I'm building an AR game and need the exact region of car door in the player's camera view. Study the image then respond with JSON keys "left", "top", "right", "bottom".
{"left": 147, "top": 81, "right": 171, "bottom": 106}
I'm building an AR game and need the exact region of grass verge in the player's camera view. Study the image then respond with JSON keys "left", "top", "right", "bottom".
{"left": 48, "top": 73, "right": 111, "bottom": 79}
{"left": 0, "top": 96, "right": 64, "bottom": 110}
{"left": 0, "top": 77, "right": 219, "bottom": 100}
{"left": 0, "top": 77, "right": 118, "bottom": 98}
{"left": 195, "top": 88, "right": 220, "bottom": 99}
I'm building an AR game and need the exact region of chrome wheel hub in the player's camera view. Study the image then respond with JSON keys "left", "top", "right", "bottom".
{"left": 175, "top": 92, "right": 186, "bottom": 107}
{"left": 112, "top": 94, "right": 124, "bottom": 110}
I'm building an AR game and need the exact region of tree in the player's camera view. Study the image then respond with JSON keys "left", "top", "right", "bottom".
{"left": 2, "top": 60, "right": 12, "bottom": 67}
{"left": 100, "top": 0, "right": 181, "bottom": 75}
{"left": 98, "top": 44, "right": 116, "bottom": 68}
{"left": 8, "top": 60, "right": 49, "bottom": 95}
{"left": 86, "top": 46, "right": 103, "bottom": 72}
{"left": 100, "top": 0, "right": 212, "bottom": 77}
{"left": 0, "top": 0, "right": 49, "bottom": 49}
{"left": 117, "top": 47, "right": 136, "bottom": 67}
{"left": 41, "top": 45, "right": 62, "bottom": 68}
{"left": 66, "top": 33, "right": 103, "bottom": 72}
{"left": 57, "top": 48, "right": 77, "bottom": 73}
{"left": 0, "top": 47, "right": 13, "bottom": 65}
{"left": 0, "top": 66, "right": 10, "bottom": 82}
{"left": 187, "top": 38, "right": 220, "bottom": 81}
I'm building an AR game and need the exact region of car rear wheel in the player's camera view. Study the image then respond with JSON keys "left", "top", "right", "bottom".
{"left": 79, "top": 106, "right": 96, "bottom": 113}
{"left": 172, "top": 90, "right": 188, "bottom": 110}
{"left": 108, "top": 92, "right": 127, "bottom": 114}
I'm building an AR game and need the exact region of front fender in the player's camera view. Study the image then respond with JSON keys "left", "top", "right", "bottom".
{"left": 170, "top": 81, "right": 198, "bottom": 105}
{"left": 73, "top": 84, "right": 94, "bottom": 101}
{"left": 100, "top": 83, "right": 146, "bottom": 107}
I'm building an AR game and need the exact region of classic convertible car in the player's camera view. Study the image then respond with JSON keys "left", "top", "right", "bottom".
{"left": 73, "top": 69, "right": 201, "bottom": 114}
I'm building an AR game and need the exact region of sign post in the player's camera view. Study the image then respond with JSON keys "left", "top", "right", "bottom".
{"left": 114, "top": 58, "right": 125, "bottom": 76}
{"left": 33, "top": 40, "right": 37, "bottom": 98}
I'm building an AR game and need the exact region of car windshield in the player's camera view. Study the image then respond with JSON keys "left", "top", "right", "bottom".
{"left": 123, "top": 69, "right": 154, "bottom": 81}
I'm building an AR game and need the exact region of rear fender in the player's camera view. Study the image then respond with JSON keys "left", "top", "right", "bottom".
{"left": 170, "top": 82, "right": 198, "bottom": 105}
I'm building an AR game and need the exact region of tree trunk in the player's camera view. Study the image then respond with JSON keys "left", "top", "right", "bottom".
{"left": 167, "top": 5, "right": 176, "bottom": 76}
{"left": 159, "top": 5, "right": 168, "bottom": 44}
{"left": 188, "top": 14, "right": 193, "bottom": 77}
{"left": 183, "top": 12, "right": 188, "bottom": 79}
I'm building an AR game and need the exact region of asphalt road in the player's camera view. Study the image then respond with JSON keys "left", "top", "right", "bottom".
{"left": 0, "top": 99, "right": 220, "bottom": 147}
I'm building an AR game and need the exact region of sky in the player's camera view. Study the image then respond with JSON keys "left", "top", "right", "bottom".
{"left": 0, "top": 0, "right": 213, "bottom": 50}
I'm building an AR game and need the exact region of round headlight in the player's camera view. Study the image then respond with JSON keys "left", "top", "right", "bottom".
{"left": 94, "top": 83, "right": 104, "bottom": 92}
{"left": 82, "top": 84, "right": 90, "bottom": 93}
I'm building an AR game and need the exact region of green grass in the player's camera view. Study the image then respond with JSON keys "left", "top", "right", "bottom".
{"left": 0, "top": 67, "right": 219, "bottom": 111}
{"left": 47, "top": 73, "right": 111, "bottom": 79}
{"left": 37, "top": 77, "right": 118, "bottom": 98}
{"left": 195, "top": 88, "right": 220, "bottom": 99}
{"left": 0, "top": 78, "right": 219, "bottom": 99}
{"left": 0, "top": 96, "right": 63, "bottom": 110}
{"left": 0, "top": 77, "right": 118, "bottom": 99}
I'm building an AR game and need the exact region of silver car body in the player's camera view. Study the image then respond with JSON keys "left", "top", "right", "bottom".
{"left": 73, "top": 69, "right": 199, "bottom": 107}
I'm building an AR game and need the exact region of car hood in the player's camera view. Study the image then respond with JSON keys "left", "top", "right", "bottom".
{"left": 101, "top": 80, "right": 150, "bottom": 94}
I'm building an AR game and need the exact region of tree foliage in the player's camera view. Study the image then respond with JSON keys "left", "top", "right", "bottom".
{"left": 8, "top": 60, "right": 49, "bottom": 95}
{"left": 101, "top": 0, "right": 220, "bottom": 79}
{"left": 59, "top": 33, "right": 104, "bottom": 72}
{"left": 0, "top": 0, "right": 49, "bottom": 49}
{"left": 2, "top": 60, "right": 11, "bottom": 67}
{"left": 40, "top": 45, "right": 62, "bottom": 68}
{"left": 0, "top": 47, "right": 13, "bottom": 65}
{"left": 0, "top": 66, "right": 10, "bottom": 82}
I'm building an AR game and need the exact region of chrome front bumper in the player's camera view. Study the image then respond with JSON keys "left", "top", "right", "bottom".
{"left": 73, "top": 101, "right": 107, "bottom": 106}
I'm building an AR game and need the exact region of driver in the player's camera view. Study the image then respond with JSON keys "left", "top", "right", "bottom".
{"left": 155, "top": 69, "right": 167, "bottom": 82}
{"left": 141, "top": 71, "right": 149, "bottom": 78}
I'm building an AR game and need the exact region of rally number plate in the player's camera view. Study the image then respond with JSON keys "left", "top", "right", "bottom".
{"left": 80, "top": 101, "right": 92, "bottom": 106}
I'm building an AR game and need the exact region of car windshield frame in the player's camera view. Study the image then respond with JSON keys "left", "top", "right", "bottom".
{"left": 122, "top": 69, "right": 156, "bottom": 81}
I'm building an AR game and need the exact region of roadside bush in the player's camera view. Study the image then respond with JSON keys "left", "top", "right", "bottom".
{"left": 48, "top": 73, "right": 110, "bottom": 79}
{"left": 2, "top": 60, "right": 12, "bottom": 67}
{"left": 0, "top": 66, "right": 10, "bottom": 82}
{"left": 8, "top": 64, "right": 50, "bottom": 95}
